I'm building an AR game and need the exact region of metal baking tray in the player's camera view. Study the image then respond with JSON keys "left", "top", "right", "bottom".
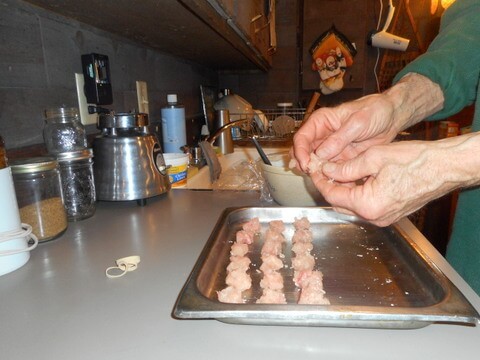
{"left": 173, "top": 207, "right": 480, "bottom": 328}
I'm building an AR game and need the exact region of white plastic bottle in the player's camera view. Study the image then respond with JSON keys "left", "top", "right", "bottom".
{"left": 161, "top": 94, "right": 186, "bottom": 153}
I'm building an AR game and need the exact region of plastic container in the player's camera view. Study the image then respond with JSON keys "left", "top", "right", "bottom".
{"left": 164, "top": 153, "right": 189, "bottom": 187}
{"left": 11, "top": 157, "right": 68, "bottom": 242}
{"left": 0, "top": 135, "right": 37, "bottom": 276}
{"left": 43, "top": 107, "right": 87, "bottom": 155}
{"left": 161, "top": 94, "right": 186, "bottom": 153}
{"left": 57, "top": 149, "right": 96, "bottom": 221}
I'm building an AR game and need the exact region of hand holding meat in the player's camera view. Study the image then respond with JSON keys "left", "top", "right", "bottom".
{"left": 292, "top": 93, "right": 399, "bottom": 173}
{"left": 292, "top": 73, "right": 444, "bottom": 174}
{"left": 291, "top": 73, "right": 449, "bottom": 226}
{"left": 311, "top": 134, "right": 480, "bottom": 226}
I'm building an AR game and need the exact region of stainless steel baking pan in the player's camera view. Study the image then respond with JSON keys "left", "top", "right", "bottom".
{"left": 173, "top": 207, "right": 480, "bottom": 328}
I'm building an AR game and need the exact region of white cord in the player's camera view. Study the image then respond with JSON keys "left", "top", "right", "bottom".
{"left": 0, "top": 223, "right": 39, "bottom": 256}
{"left": 374, "top": 0, "right": 384, "bottom": 93}
{"left": 374, "top": 47, "right": 381, "bottom": 93}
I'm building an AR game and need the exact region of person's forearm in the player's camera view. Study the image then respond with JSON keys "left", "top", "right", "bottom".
{"left": 439, "top": 132, "right": 480, "bottom": 189}
{"left": 383, "top": 73, "right": 445, "bottom": 132}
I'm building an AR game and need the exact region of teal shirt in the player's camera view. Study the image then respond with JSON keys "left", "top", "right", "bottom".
{"left": 393, "top": 0, "right": 480, "bottom": 295}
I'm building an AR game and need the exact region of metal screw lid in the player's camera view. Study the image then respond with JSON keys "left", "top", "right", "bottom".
{"left": 44, "top": 107, "right": 80, "bottom": 122}
{"left": 97, "top": 112, "right": 149, "bottom": 129}
{"left": 56, "top": 148, "right": 93, "bottom": 162}
{"left": 10, "top": 156, "right": 58, "bottom": 174}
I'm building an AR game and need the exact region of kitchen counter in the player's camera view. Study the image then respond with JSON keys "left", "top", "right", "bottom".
{"left": 1, "top": 189, "right": 479, "bottom": 359}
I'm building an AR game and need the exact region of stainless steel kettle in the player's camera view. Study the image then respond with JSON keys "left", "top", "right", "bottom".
{"left": 92, "top": 113, "right": 170, "bottom": 203}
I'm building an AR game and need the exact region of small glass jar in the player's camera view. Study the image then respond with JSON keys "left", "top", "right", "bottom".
{"left": 11, "top": 157, "right": 68, "bottom": 242}
{"left": 57, "top": 149, "right": 96, "bottom": 221}
{"left": 43, "top": 107, "right": 87, "bottom": 155}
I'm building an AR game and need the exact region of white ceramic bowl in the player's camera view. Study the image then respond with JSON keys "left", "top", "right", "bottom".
{"left": 261, "top": 152, "right": 327, "bottom": 207}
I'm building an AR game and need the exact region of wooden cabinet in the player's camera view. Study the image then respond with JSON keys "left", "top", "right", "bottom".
{"left": 183, "top": 0, "right": 273, "bottom": 69}
{"left": 24, "top": 0, "right": 273, "bottom": 71}
{"left": 302, "top": 0, "right": 368, "bottom": 90}
{"left": 215, "top": 0, "right": 272, "bottom": 63}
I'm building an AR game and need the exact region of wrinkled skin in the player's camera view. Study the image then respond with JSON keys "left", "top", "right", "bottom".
{"left": 290, "top": 74, "right": 480, "bottom": 227}
{"left": 293, "top": 93, "right": 400, "bottom": 171}
{"left": 310, "top": 140, "right": 461, "bottom": 226}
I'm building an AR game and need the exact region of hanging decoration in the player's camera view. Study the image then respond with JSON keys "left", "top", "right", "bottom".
{"left": 309, "top": 25, "right": 357, "bottom": 95}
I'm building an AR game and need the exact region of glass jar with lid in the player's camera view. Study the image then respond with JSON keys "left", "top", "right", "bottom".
{"left": 11, "top": 157, "right": 68, "bottom": 242}
{"left": 57, "top": 149, "right": 96, "bottom": 221}
{"left": 43, "top": 107, "right": 88, "bottom": 155}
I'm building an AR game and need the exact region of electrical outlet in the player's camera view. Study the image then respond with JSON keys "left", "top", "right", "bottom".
{"left": 136, "top": 81, "right": 149, "bottom": 114}
{"left": 75, "top": 73, "right": 98, "bottom": 125}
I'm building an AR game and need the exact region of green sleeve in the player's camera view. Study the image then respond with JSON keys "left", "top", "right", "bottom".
{"left": 393, "top": 0, "right": 480, "bottom": 121}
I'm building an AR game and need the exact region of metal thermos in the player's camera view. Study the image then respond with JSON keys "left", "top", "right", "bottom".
{"left": 215, "top": 109, "right": 234, "bottom": 155}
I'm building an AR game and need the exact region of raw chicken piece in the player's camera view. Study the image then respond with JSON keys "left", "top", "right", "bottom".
{"left": 295, "top": 270, "right": 329, "bottom": 304}
{"left": 259, "top": 271, "right": 284, "bottom": 290}
{"left": 260, "top": 254, "right": 283, "bottom": 273}
{"left": 292, "top": 228, "right": 313, "bottom": 243}
{"left": 291, "top": 241, "right": 313, "bottom": 255}
{"left": 261, "top": 238, "right": 283, "bottom": 256}
{"left": 294, "top": 270, "right": 324, "bottom": 289}
{"left": 256, "top": 289, "right": 287, "bottom": 304}
{"left": 288, "top": 158, "right": 298, "bottom": 169}
{"left": 292, "top": 253, "right": 315, "bottom": 272}
{"left": 269, "top": 220, "right": 285, "bottom": 233}
{"left": 264, "top": 228, "right": 286, "bottom": 244}
{"left": 242, "top": 217, "right": 261, "bottom": 235}
{"left": 217, "top": 286, "right": 244, "bottom": 303}
{"left": 293, "top": 217, "right": 311, "bottom": 230}
{"left": 227, "top": 256, "right": 251, "bottom": 273}
{"left": 226, "top": 269, "right": 252, "bottom": 291}
{"left": 307, "top": 152, "right": 324, "bottom": 174}
{"left": 230, "top": 242, "right": 249, "bottom": 257}
{"left": 298, "top": 288, "right": 330, "bottom": 305}
{"left": 236, "top": 230, "right": 254, "bottom": 245}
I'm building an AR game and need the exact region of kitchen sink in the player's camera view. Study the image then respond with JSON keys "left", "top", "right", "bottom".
{"left": 186, "top": 146, "right": 288, "bottom": 190}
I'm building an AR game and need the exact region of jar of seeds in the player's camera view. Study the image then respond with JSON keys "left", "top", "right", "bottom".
{"left": 57, "top": 149, "right": 96, "bottom": 221}
{"left": 43, "top": 107, "right": 87, "bottom": 155}
{"left": 11, "top": 157, "right": 68, "bottom": 242}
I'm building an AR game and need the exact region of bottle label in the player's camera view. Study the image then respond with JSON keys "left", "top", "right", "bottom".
{"left": 167, "top": 164, "right": 188, "bottom": 187}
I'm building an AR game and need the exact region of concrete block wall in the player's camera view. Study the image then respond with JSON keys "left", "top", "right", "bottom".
{"left": 0, "top": 0, "right": 217, "bottom": 150}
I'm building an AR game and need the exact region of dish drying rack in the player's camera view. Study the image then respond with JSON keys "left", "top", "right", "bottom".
{"left": 230, "top": 108, "right": 306, "bottom": 141}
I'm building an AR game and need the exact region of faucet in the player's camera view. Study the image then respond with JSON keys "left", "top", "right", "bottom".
{"left": 207, "top": 118, "right": 252, "bottom": 144}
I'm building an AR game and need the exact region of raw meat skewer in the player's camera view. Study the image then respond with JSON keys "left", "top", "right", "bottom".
{"left": 291, "top": 217, "right": 330, "bottom": 305}
{"left": 217, "top": 217, "right": 261, "bottom": 303}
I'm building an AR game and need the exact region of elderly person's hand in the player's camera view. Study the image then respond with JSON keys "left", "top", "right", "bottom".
{"left": 292, "top": 73, "right": 445, "bottom": 172}
{"left": 312, "top": 133, "right": 480, "bottom": 226}
{"left": 292, "top": 94, "right": 399, "bottom": 172}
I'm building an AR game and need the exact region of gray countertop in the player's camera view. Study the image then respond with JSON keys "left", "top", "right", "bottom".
{"left": 1, "top": 189, "right": 479, "bottom": 360}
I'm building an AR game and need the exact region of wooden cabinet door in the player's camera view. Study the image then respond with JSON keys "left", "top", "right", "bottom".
{"left": 302, "top": 0, "right": 367, "bottom": 90}
{"left": 216, "top": 0, "right": 272, "bottom": 64}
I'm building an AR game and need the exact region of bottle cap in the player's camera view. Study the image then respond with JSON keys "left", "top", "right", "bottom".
{"left": 44, "top": 107, "right": 80, "bottom": 120}
{"left": 10, "top": 157, "right": 58, "bottom": 174}
{"left": 167, "top": 94, "right": 178, "bottom": 103}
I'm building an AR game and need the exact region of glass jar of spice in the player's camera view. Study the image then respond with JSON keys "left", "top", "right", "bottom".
{"left": 11, "top": 157, "right": 68, "bottom": 242}
{"left": 57, "top": 149, "right": 96, "bottom": 221}
{"left": 43, "top": 107, "right": 87, "bottom": 155}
